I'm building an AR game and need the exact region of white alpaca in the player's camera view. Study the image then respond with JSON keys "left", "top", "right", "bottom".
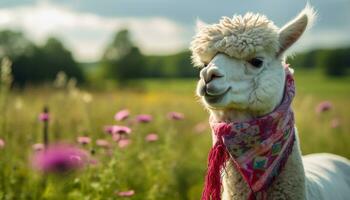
{"left": 190, "top": 6, "right": 350, "bottom": 200}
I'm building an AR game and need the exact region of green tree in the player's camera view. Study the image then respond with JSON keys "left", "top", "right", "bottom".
{"left": 41, "top": 37, "right": 84, "bottom": 82}
{"left": 0, "top": 30, "right": 84, "bottom": 86}
{"left": 101, "top": 29, "right": 146, "bottom": 83}
{"left": 321, "top": 48, "right": 350, "bottom": 76}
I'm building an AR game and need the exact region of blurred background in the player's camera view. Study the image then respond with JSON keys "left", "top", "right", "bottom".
{"left": 0, "top": 0, "right": 349, "bottom": 199}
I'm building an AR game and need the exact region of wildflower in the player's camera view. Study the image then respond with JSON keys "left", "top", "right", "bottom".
{"left": 112, "top": 133, "right": 121, "bottom": 141}
{"left": 96, "top": 139, "right": 110, "bottom": 148}
{"left": 32, "top": 144, "right": 88, "bottom": 173}
{"left": 136, "top": 114, "right": 152, "bottom": 123}
{"left": 167, "top": 112, "right": 185, "bottom": 120}
{"left": 77, "top": 136, "right": 91, "bottom": 145}
{"left": 32, "top": 143, "right": 45, "bottom": 151}
{"left": 331, "top": 118, "right": 340, "bottom": 128}
{"left": 115, "top": 109, "right": 130, "bottom": 121}
{"left": 39, "top": 113, "right": 50, "bottom": 122}
{"left": 114, "top": 126, "right": 131, "bottom": 134}
{"left": 116, "top": 190, "right": 135, "bottom": 197}
{"left": 118, "top": 139, "right": 131, "bottom": 149}
{"left": 104, "top": 125, "right": 131, "bottom": 135}
{"left": 315, "top": 101, "right": 332, "bottom": 114}
{"left": 145, "top": 133, "right": 158, "bottom": 142}
{"left": 104, "top": 126, "right": 114, "bottom": 134}
{"left": 0, "top": 138, "right": 5, "bottom": 149}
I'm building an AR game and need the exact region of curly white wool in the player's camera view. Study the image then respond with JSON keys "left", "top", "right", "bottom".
{"left": 190, "top": 13, "right": 279, "bottom": 67}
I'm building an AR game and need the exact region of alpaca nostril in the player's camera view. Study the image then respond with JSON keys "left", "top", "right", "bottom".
{"left": 206, "top": 68, "right": 223, "bottom": 83}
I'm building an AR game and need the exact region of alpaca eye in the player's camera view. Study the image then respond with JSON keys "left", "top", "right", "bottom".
{"left": 248, "top": 58, "right": 263, "bottom": 68}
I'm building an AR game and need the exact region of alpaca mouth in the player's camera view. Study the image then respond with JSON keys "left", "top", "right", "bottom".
{"left": 204, "top": 87, "right": 231, "bottom": 103}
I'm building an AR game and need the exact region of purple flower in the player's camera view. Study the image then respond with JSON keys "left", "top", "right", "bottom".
{"left": 145, "top": 133, "right": 158, "bottom": 142}
{"left": 104, "top": 126, "right": 114, "bottom": 134}
{"left": 315, "top": 101, "right": 332, "bottom": 114}
{"left": 96, "top": 139, "right": 110, "bottom": 148}
{"left": 114, "top": 126, "right": 131, "bottom": 134}
{"left": 116, "top": 190, "right": 135, "bottom": 197}
{"left": 136, "top": 114, "right": 152, "bottom": 123}
{"left": 32, "top": 144, "right": 88, "bottom": 173}
{"left": 0, "top": 138, "right": 4, "bottom": 149}
{"left": 32, "top": 143, "right": 45, "bottom": 151}
{"left": 77, "top": 136, "right": 91, "bottom": 145}
{"left": 118, "top": 139, "right": 131, "bottom": 149}
{"left": 104, "top": 125, "right": 131, "bottom": 135}
{"left": 39, "top": 113, "right": 50, "bottom": 122}
{"left": 167, "top": 112, "right": 185, "bottom": 120}
{"left": 112, "top": 133, "right": 121, "bottom": 142}
{"left": 114, "top": 109, "right": 130, "bottom": 121}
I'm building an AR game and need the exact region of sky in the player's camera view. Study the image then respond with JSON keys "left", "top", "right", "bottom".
{"left": 0, "top": 0, "right": 349, "bottom": 62}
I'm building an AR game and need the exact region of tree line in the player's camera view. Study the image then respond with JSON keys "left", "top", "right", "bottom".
{"left": 0, "top": 29, "right": 349, "bottom": 87}
{"left": 287, "top": 47, "right": 350, "bottom": 76}
{"left": 0, "top": 30, "right": 84, "bottom": 87}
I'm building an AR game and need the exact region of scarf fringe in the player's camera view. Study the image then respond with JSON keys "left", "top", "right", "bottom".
{"left": 201, "top": 125, "right": 231, "bottom": 200}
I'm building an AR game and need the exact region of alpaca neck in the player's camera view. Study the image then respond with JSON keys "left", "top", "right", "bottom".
{"left": 208, "top": 109, "right": 306, "bottom": 199}
{"left": 209, "top": 109, "right": 254, "bottom": 122}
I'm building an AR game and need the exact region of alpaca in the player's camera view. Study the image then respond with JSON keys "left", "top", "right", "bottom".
{"left": 190, "top": 6, "right": 350, "bottom": 200}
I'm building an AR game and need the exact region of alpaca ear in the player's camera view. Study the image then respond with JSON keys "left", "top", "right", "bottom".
{"left": 195, "top": 19, "right": 208, "bottom": 32}
{"left": 277, "top": 5, "right": 316, "bottom": 57}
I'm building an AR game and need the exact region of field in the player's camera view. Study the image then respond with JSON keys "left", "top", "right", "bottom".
{"left": 0, "top": 69, "right": 349, "bottom": 200}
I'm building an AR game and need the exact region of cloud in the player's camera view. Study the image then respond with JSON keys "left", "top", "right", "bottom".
{"left": 0, "top": 2, "right": 190, "bottom": 62}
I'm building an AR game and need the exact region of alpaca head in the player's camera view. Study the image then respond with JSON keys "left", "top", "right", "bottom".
{"left": 191, "top": 6, "right": 315, "bottom": 119}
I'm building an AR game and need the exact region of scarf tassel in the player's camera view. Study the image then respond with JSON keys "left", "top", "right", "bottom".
{"left": 202, "top": 125, "right": 231, "bottom": 200}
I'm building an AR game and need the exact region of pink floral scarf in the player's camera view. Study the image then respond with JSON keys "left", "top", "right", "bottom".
{"left": 202, "top": 67, "right": 296, "bottom": 200}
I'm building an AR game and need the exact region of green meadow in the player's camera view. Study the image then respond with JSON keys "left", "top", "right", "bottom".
{"left": 0, "top": 68, "right": 349, "bottom": 200}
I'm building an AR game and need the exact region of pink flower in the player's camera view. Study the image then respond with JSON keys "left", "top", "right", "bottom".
{"left": 104, "top": 126, "right": 114, "bottom": 134}
{"left": 136, "top": 114, "right": 152, "bottom": 123}
{"left": 0, "top": 138, "right": 5, "bottom": 149}
{"left": 118, "top": 139, "right": 131, "bottom": 149}
{"left": 116, "top": 190, "right": 135, "bottom": 197}
{"left": 114, "top": 126, "right": 131, "bottom": 134}
{"left": 167, "top": 112, "right": 184, "bottom": 120}
{"left": 32, "top": 143, "right": 45, "bottom": 151}
{"left": 38, "top": 113, "right": 50, "bottom": 122}
{"left": 114, "top": 109, "right": 130, "bottom": 121}
{"left": 77, "top": 136, "right": 91, "bottom": 145}
{"left": 104, "top": 125, "right": 131, "bottom": 135}
{"left": 32, "top": 144, "right": 88, "bottom": 173}
{"left": 112, "top": 133, "right": 121, "bottom": 142}
{"left": 331, "top": 118, "right": 340, "bottom": 128}
{"left": 96, "top": 139, "right": 110, "bottom": 148}
{"left": 145, "top": 133, "right": 158, "bottom": 142}
{"left": 315, "top": 101, "right": 332, "bottom": 114}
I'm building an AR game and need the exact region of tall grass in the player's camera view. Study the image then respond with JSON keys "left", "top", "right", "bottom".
{"left": 0, "top": 67, "right": 349, "bottom": 199}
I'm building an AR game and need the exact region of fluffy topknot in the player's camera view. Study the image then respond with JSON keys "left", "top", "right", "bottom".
{"left": 190, "top": 13, "right": 280, "bottom": 67}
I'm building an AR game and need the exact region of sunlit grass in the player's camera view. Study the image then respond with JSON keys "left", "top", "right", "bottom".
{"left": 0, "top": 69, "right": 349, "bottom": 199}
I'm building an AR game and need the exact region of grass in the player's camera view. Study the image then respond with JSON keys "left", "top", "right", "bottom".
{"left": 0, "top": 68, "right": 349, "bottom": 200}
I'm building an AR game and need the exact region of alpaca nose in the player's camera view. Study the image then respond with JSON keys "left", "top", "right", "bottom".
{"left": 204, "top": 68, "right": 223, "bottom": 83}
